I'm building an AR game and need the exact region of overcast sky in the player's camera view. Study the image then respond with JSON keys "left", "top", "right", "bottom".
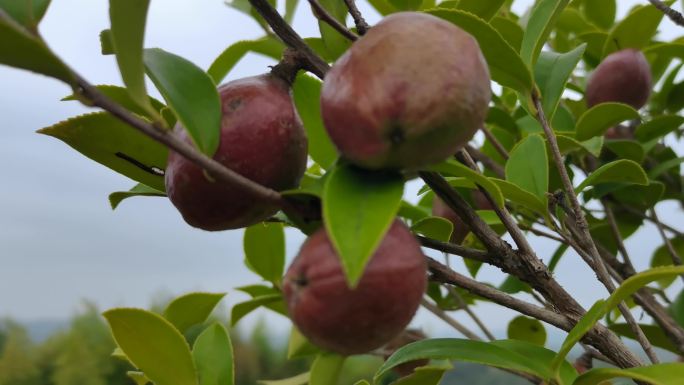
{"left": 1, "top": 0, "right": 683, "bottom": 340}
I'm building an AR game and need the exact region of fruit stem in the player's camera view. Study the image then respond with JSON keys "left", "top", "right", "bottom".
{"left": 270, "top": 48, "right": 305, "bottom": 85}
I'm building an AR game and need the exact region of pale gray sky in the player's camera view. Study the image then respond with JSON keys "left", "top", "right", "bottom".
{"left": 1, "top": 0, "right": 683, "bottom": 341}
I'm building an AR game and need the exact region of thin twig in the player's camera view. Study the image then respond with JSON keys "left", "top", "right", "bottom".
{"left": 307, "top": 0, "right": 358, "bottom": 41}
{"left": 480, "top": 126, "right": 509, "bottom": 160}
{"left": 418, "top": 235, "right": 492, "bottom": 264}
{"left": 465, "top": 144, "right": 505, "bottom": 178}
{"left": 421, "top": 298, "right": 482, "bottom": 340}
{"left": 533, "top": 93, "right": 656, "bottom": 364}
{"left": 248, "top": 0, "right": 331, "bottom": 79}
{"left": 343, "top": 0, "right": 370, "bottom": 34}
{"left": 446, "top": 287, "right": 496, "bottom": 341}
{"left": 622, "top": 205, "right": 684, "bottom": 238}
{"left": 651, "top": 208, "right": 684, "bottom": 283}
{"left": 648, "top": 0, "right": 684, "bottom": 27}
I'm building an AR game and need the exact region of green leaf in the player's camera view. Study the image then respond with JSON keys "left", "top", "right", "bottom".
{"left": 390, "top": 364, "right": 450, "bottom": 385}
{"left": 317, "top": 0, "right": 351, "bottom": 58}
{"left": 609, "top": 323, "right": 680, "bottom": 355}
{"left": 581, "top": 0, "right": 615, "bottom": 30}
{"left": 672, "top": 289, "right": 684, "bottom": 328}
{"left": 575, "top": 159, "right": 648, "bottom": 193}
{"left": 602, "top": 3, "right": 668, "bottom": 57}
{"left": 534, "top": 44, "right": 586, "bottom": 120}
{"left": 243, "top": 222, "right": 286, "bottom": 284}
{"left": 0, "top": 0, "right": 51, "bottom": 28}
{"left": 38, "top": 112, "right": 168, "bottom": 192}
{"left": 323, "top": 164, "right": 404, "bottom": 287}
{"left": 507, "top": 316, "right": 546, "bottom": 346}
{"left": 520, "top": 0, "right": 570, "bottom": 68}
{"left": 425, "top": 8, "right": 533, "bottom": 95}
{"left": 292, "top": 74, "right": 337, "bottom": 169}
{"left": 649, "top": 156, "right": 684, "bottom": 179}
{"left": 505, "top": 135, "right": 548, "bottom": 201}
{"left": 103, "top": 308, "right": 199, "bottom": 385}
{"left": 573, "top": 363, "right": 684, "bottom": 385}
{"left": 109, "top": 183, "right": 165, "bottom": 210}
{"left": 575, "top": 103, "right": 639, "bottom": 141}
{"left": 287, "top": 327, "right": 319, "bottom": 359}
{"left": 651, "top": 238, "right": 684, "bottom": 289}
{"left": 375, "top": 338, "right": 561, "bottom": 383}
{"left": 231, "top": 294, "right": 285, "bottom": 326}
{"left": 193, "top": 323, "right": 234, "bottom": 385}
{"left": 398, "top": 200, "right": 431, "bottom": 223}
{"left": 0, "top": 10, "right": 73, "bottom": 83}
{"left": 207, "top": 37, "right": 284, "bottom": 84}
{"left": 491, "top": 340, "right": 577, "bottom": 385}
{"left": 127, "top": 371, "right": 150, "bottom": 385}
{"left": 144, "top": 48, "right": 221, "bottom": 156}
{"left": 552, "top": 266, "right": 684, "bottom": 377}
{"left": 491, "top": 178, "right": 547, "bottom": 216}
{"left": 310, "top": 353, "right": 345, "bottom": 385}
{"left": 411, "top": 217, "right": 453, "bottom": 242}
{"left": 235, "top": 284, "right": 279, "bottom": 298}
{"left": 455, "top": 0, "right": 505, "bottom": 21}
{"left": 258, "top": 373, "right": 310, "bottom": 385}
{"left": 62, "top": 85, "right": 166, "bottom": 120}
{"left": 389, "top": 0, "right": 422, "bottom": 11}
{"left": 100, "top": 29, "right": 115, "bottom": 55}
{"left": 635, "top": 115, "right": 684, "bottom": 142}
{"left": 109, "top": 0, "right": 153, "bottom": 113}
{"left": 427, "top": 160, "right": 505, "bottom": 208}
{"left": 489, "top": 16, "right": 524, "bottom": 51}
{"left": 163, "top": 292, "right": 226, "bottom": 334}
{"left": 284, "top": 0, "right": 298, "bottom": 23}
{"left": 499, "top": 275, "right": 531, "bottom": 294}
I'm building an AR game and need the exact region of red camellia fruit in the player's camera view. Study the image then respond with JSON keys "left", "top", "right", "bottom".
{"left": 320, "top": 12, "right": 491, "bottom": 170}
{"left": 165, "top": 74, "right": 308, "bottom": 231}
{"left": 432, "top": 190, "right": 493, "bottom": 244}
{"left": 586, "top": 49, "right": 652, "bottom": 109}
{"left": 283, "top": 220, "right": 427, "bottom": 355}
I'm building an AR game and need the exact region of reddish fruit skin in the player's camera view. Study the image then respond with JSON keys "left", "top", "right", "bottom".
{"left": 283, "top": 220, "right": 427, "bottom": 355}
{"left": 320, "top": 12, "right": 491, "bottom": 170}
{"left": 586, "top": 49, "right": 652, "bottom": 109}
{"left": 165, "top": 75, "right": 308, "bottom": 231}
{"left": 432, "top": 191, "right": 491, "bottom": 244}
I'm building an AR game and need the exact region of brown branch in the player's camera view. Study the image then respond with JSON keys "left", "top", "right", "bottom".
{"left": 648, "top": 0, "right": 684, "bottom": 27}
{"left": 248, "top": 0, "right": 331, "bottom": 79}
{"left": 480, "top": 126, "right": 510, "bottom": 160}
{"left": 307, "top": 0, "right": 358, "bottom": 41}
{"left": 464, "top": 144, "right": 505, "bottom": 178}
{"left": 343, "top": 0, "right": 370, "bottom": 35}
{"left": 418, "top": 235, "right": 493, "bottom": 264}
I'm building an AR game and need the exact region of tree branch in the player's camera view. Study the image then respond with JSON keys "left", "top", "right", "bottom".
{"left": 418, "top": 235, "right": 493, "bottom": 264}
{"left": 648, "top": 0, "right": 684, "bottom": 27}
{"left": 343, "top": 0, "right": 370, "bottom": 34}
{"left": 307, "top": 0, "right": 358, "bottom": 41}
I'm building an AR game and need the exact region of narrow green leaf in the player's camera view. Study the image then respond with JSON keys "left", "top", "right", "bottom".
{"left": 163, "top": 292, "right": 226, "bottom": 334}
{"left": 552, "top": 266, "right": 684, "bottom": 377}
{"left": 0, "top": 10, "right": 73, "bottom": 83}
{"left": 62, "top": 84, "right": 165, "bottom": 120}
{"left": 109, "top": 0, "right": 152, "bottom": 112}
{"left": 609, "top": 323, "right": 680, "bottom": 354}
{"left": 389, "top": 0, "right": 422, "bottom": 11}
{"left": 520, "top": 0, "right": 570, "bottom": 67}
{"left": 672, "top": 288, "right": 684, "bottom": 328}
{"left": 603, "top": 140, "right": 644, "bottom": 163}
{"left": 144, "top": 48, "right": 221, "bottom": 156}
{"left": 193, "top": 323, "right": 234, "bottom": 385}
{"left": 534, "top": 44, "right": 586, "bottom": 120}
{"left": 635, "top": 115, "right": 684, "bottom": 142}
{"left": 602, "top": 3, "right": 668, "bottom": 57}
{"left": 109, "top": 183, "right": 165, "bottom": 210}
{"left": 103, "top": 308, "right": 199, "bottom": 385}
{"left": 411, "top": 217, "right": 453, "bottom": 242}
{"left": 491, "top": 340, "right": 577, "bottom": 385}
{"left": 0, "top": 0, "right": 51, "bottom": 28}
{"left": 243, "top": 222, "right": 286, "bottom": 284}
{"left": 500, "top": 275, "right": 531, "bottom": 294}
{"left": 127, "top": 371, "right": 150, "bottom": 385}
{"left": 455, "top": 0, "right": 505, "bottom": 21}
{"left": 648, "top": 156, "right": 684, "bottom": 179}
{"left": 284, "top": 0, "right": 298, "bottom": 23}
{"left": 310, "top": 353, "right": 345, "bottom": 385}
{"left": 575, "top": 159, "right": 648, "bottom": 193}
{"left": 292, "top": 74, "right": 337, "bottom": 169}
{"left": 38, "top": 112, "right": 168, "bottom": 191}
{"left": 231, "top": 294, "right": 285, "bottom": 326}
{"left": 575, "top": 102, "right": 639, "bottom": 141}
{"left": 507, "top": 316, "right": 546, "bottom": 346}
{"left": 287, "top": 327, "right": 319, "bottom": 359}
{"left": 581, "top": 0, "right": 615, "bottom": 30}
{"left": 367, "top": 0, "right": 396, "bottom": 15}
{"left": 491, "top": 178, "right": 547, "bottom": 216}
{"left": 505, "top": 135, "right": 548, "bottom": 201}
{"left": 651, "top": 238, "right": 684, "bottom": 289}
{"left": 489, "top": 16, "right": 524, "bottom": 51}
{"left": 100, "top": 29, "right": 115, "bottom": 55}
{"left": 317, "top": 0, "right": 351, "bottom": 58}
{"left": 425, "top": 8, "right": 533, "bottom": 95}
{"left": 207, "top": 37, "right": 284, "bottom": 84}
{"left": 235, "top": 284, "right": 279, "bottom": 298}
{"left": 323, "top": 164, "right": 404, "bottom": 287}
{"left": 390, "top": 364, "right": 450, "bottom": 385}
{"left": 427, "top": 160, "right": 505, "bottom": 208}
{"left": 258, "top": 373, "right": 310, "bottom": 385}
{"left": 574, "top": 363, "right": 684, "bottom": 385}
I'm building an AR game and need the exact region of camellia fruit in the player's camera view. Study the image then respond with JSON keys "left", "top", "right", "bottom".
{"left": 586, "top": 49, "right": 652, "bottom": 109}
{"left": 432, "top": 190, "right": 493, "bottom": 244}
{"left": 165, "top": 74, "right": 308, "bottom": 231}
{"left": 320, "top": 12, "right": 491, "bottom": 170}
{"left": 283, "top": 220, "right": 427, "bottom": 355}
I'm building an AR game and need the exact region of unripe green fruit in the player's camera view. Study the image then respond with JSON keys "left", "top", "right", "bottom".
{"left": 165, "top": 74, "right": 308, "bottom": 231}
{"left": 283, "top": 220, "right": 427, "bottom": 355}
{"left": 586, "top": 49, "right": 652, "bottom": 109}
{"left": 320, "top": 12, "right": 491, "bottom": 170}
